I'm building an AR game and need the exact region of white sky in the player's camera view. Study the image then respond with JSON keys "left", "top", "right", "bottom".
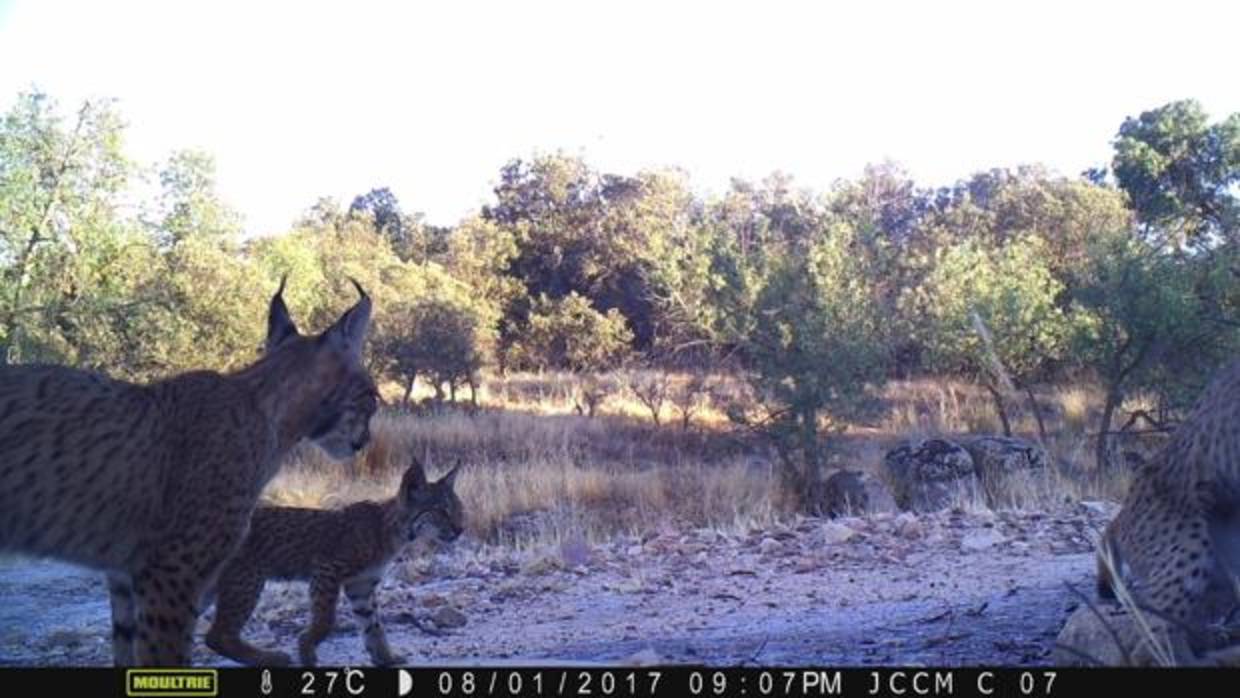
{"left": 2, "top": 0, "right": 1238, "bottom": 234}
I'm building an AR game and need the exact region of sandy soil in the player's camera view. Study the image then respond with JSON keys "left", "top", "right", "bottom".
{"left": 0, "top": 503, "right": 1115, "bottom": 667}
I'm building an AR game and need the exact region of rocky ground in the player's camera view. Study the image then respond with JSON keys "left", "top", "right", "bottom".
{"left": 0, "top": 503, "right": 1116, "bottom": 667}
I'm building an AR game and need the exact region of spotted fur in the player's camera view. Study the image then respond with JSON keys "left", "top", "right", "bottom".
{"left": 204, "top": 456, "right": 464, "bottom": 667}
{"left": 0, "top": 279, "right": 378, "bottom": 666}
{"left": 1097, "top": 358, "right": 1240, "bottom": 661}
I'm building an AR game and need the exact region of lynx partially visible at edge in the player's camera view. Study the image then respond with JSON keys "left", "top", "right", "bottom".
{"left": 0, "top": 278, "right": 379, "bottom": 666}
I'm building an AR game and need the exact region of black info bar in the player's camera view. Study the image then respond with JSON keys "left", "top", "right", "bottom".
{"left": 0, "top": 666, "right": 1222, "bottom": 698}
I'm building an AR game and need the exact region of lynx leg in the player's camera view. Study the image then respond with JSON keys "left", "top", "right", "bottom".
{"left": 344, "top": 575, "right": 404, "bottom": 666}
{"left": 107, "top": 572, "right": 136, "bottom": 666}
{"left": 205, "top": 568, "right": 291, "bottom": 666}
{"left": 132, "top": 524, "right": 246, "bottom": 665}
{"left": 130, "top": 563, "right": 200, "bottom": 665}
{"left": 298, "top": 573, "right": 340, "bottom": 666}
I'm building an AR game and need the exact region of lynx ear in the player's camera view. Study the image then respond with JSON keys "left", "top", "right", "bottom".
{"left": 264, "top": 275, "right": 299, "bottom": 353}
{"left": 324, "top": 277, "right": 371, "bottom": 359}
{"left": 401, "top": 454, "right": 429, "bottom": 499}
{"left": 439, "top": 463, "right": 461, "bottom": 490}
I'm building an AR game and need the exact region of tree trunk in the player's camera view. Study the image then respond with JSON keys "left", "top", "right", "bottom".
{"left": 1021, "top": 383, "right": 1049, "bottom": 446}
{"left": 798, "top": 406, "right": 822, "bottom": 485}
{"left": 984, "top": 382, "right": 1013, "bottom": 437}
{"left": 402, "top": 375, "right": 416, "bottom": 407}
{"left": 1097, "top": 386, "right": 1124, "bottom": 470}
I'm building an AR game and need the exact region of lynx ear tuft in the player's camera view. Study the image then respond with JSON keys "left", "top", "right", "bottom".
{"left": 324, "top": 278, "right": 372, "bottom": 360}
{"left": 401, "top": 454, "right": 429, "bottom": 499}
{"left": 439, "top": 463, "right": 461, "bottom": 490}
{"left": 264, "top": 274, "right": 299, "bottom": 352}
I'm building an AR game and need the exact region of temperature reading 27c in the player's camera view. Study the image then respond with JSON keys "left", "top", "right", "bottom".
{"left": 300, "top": 668, "right": 366, "bottom": 696}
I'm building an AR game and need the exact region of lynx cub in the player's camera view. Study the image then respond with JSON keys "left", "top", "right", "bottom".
{"left": 204, "top": 456, "right": 465, "bottom": 666}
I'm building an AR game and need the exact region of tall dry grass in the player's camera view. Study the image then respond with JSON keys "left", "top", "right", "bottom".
{"left": 266, "top": 370, "right": 1143, "bottom": 549}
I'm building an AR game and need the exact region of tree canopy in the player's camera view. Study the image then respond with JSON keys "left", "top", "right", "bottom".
{"left": 2, "top": 89, "right": 1237, "bottom": 475}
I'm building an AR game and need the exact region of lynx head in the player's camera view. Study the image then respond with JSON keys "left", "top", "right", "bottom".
{"left": 264, "top": 276, "right": 379, "bottom": 460}
{"left": 398, "top": 456, "right": 465, "bottom": 545}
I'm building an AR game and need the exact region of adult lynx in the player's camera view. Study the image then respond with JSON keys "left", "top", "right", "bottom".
{"left": 0, "top": 279, "right": 379, "bottom": 666}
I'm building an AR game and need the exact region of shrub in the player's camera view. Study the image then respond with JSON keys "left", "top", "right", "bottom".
{"left": 383, "top": 297, "right": 488, "bottom": 405}
{"left": 506, "top": 292, "right": 633, "bottom": 372}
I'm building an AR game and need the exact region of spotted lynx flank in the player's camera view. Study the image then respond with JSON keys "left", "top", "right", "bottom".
{"left": 204, "top": 456, "right": 464, "bottom": 667}
{"left": 1097, "top": 358, "right": 1240, "bottom": 662}
{"left": 0, "top": 279, "right": 378, "bottom": 666}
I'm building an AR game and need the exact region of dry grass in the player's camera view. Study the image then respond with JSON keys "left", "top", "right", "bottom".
{"left": 268, "top": 370, "right": 1148, "bottom": 550}
{"left": 268, "top": 377, "right": 783, "bottom": 547}
{"left": 875, "top": 378, "right": 1140, "bottom": 503}
{"left": 1093, "top": 536, "right": 1179, "bottom": 666}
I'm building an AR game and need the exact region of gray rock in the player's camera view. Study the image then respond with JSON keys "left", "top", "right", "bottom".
{"left": 893, "top": 512, "right": 923, "bottom": 539}
{"left": 1054, "top": 603, "right": 1240, "bottom": 666}
{"left": 963, "top": 436, "right": 1050, "bottom": 503}
{"left": 758, "top": 537, "right": 783, "bottom": 555}
{"left": 559, "top": 536, "right": 592, "bottom": 567}
{"left": 960, "top": 530, "right": 1006, "bottom": 551}
{"left": 819, "top": 521, "right": 858, "bottom": 545}
{"left": 883, "top": 439, "right": 978, "bottom": 512}
{"left": 1053, "top": 604, "right": 1144, "bottom": 666}
{"left": 622, "top": 647, "right": 663, "bottom": 666}
{"left": 430, "top": 606, "right": 468, "bottom": 629}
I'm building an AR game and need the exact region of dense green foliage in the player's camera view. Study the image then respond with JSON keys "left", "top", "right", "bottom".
{"left": 3, "top": 90, "right": 1237, "bottom": 477}
{"left": 504, "top": 292, "right": 633, "bottom": 372}
{"left": 1112, "top": 99, "right": 1240, "bottom": 246}
{"left": 381, "top": 296, "right": 489, "bottom": 405}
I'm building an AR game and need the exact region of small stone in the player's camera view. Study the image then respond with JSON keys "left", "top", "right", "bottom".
{"left": 678, "top": 542, "right": 708, "bottom": 556}
{"left": 894, "top": 513, "right": 923, "bottom": 539}
{"left": 622, "top": 647, "right": 663, "bottom": 666}
{"left": 759, "top": 537, "right": 782, "bottom": 554}
{"left": 961, "top": 530, "right": 1006, "bottom": 551}
{"left": 820, "top": 522, "right": 858, "bottom": 545}
{"left": 45, "top": 629, "right": 87, "bottom": 648}
{"left": 559, "top": 537, "right": 592, "bottom": 567}
{"left": 430, "top": 606, "right": 467, "bottom": 629}
{"left": 521, "top": 554, "right": 562, "bottom": 576}
{"left": 1080, "top": 500, "right": 1113, "bottom": 517}
{"left": 793, "top": 556, "right": 820, "bottom": 574}
{"left": 613, "top": 579, "right": 643, "bottom": 594}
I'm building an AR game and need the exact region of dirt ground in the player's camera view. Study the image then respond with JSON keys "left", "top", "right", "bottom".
{"left": 0, "top": 503, "right": 1114, "bottom": 667}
